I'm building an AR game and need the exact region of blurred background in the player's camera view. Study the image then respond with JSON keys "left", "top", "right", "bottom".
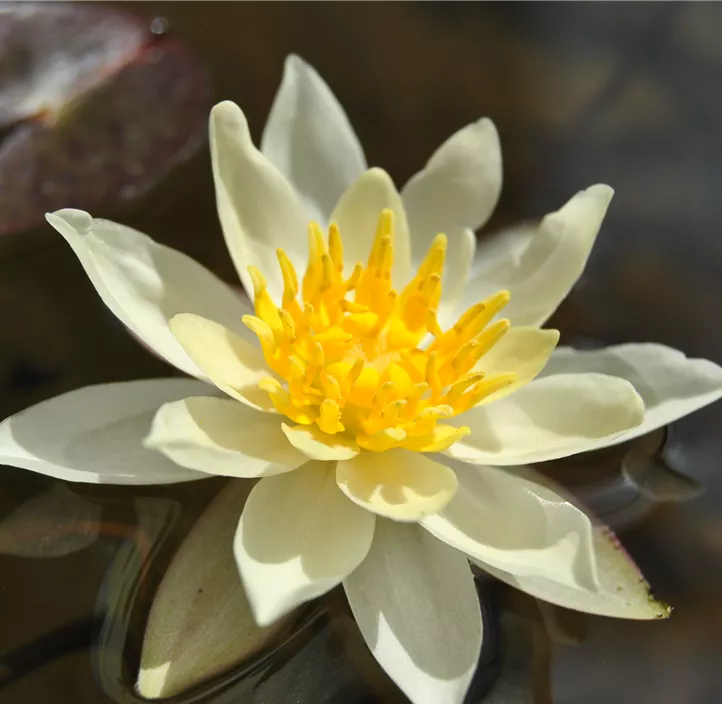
{"left": 1, "top": 3, "right": 722, "bottom": 703}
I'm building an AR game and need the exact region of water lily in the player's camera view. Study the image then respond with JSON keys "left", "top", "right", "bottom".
{"left": 2, "top": 54, "right": 720, "bottom": 704}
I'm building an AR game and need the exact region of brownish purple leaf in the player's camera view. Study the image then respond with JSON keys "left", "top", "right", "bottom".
{"left": 0, "top": 4, "right": 210, "bottom": 236}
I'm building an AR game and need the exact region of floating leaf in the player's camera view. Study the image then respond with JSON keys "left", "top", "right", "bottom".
{"left": 137, "top": 479, "right": 294, "bottom": 699}
{"left": 0, "top": 4, "right": 210, "bottom": 236}
{"left": 0, "top": 483, "right": 101, "bottom": 558}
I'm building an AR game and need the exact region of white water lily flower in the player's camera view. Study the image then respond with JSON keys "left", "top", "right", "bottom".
{"left": 3, "top": 54, "right": 719, "bottom": 704}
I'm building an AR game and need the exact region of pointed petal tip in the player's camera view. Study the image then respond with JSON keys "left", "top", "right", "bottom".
{"left": 587, "top": 183, "right": 615, "bottom": 204}
{"left": 45, "top": 208, "right": 92, "bottom": 231}
{"left": 245, "top": 599, "right": 284, "bottom": 629}
{"left": 546, "top": 328, "right": 561, "bottom": 344}
{"left": 658, "top": 601, "right": 673, "bottom": 619}
{"left": 365, "top": 166, "right": 395, "bottom": 185}
{"left": 167, "top": 314, "right": 185, "bottom": 337}
{"left": 650, "top": 594, "right": 673, "bottom": 620}
{"left": 599, "top": 525, "right": 671, "bottom": 620}
{"left": 44, "top": 210, "right": 64, "bottom": 229}
{"left": 630, "top": 577, "right": 671, "bottom": 621}
{"left": 285, "top": 52, "right": 309, "bottom": 73}
{"left": 209, "top": 101, "right": 248, "bottom": 134}
{"left": 168, "top": 312, "right": 198, "bottom": 331}
{"left": 210, "top": 100, "right": 242, "bottom": 118}
{"left": 474, "top": 116, "right": 500, "bottom": 140}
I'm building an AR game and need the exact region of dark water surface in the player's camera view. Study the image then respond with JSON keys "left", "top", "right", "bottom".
{"left": 2, "top": 3, "right": 722, "bottom": 703}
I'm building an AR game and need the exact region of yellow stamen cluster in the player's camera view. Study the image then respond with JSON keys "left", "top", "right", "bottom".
{"left": 243, "top": 209, "right": 516, "bottom": 453}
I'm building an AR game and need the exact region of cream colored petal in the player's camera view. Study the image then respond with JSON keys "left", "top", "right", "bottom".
{"left": 145, "top": 397, "right": 306, "bottom": 478}
{"left": 170, "top": 314, "right": 272, "bottom": 411}
{"left": 343, "top": 520, "right": 482, "bottom": 704}
{"left": 210, "top": 101, "right": 309, "bottom": 300}
{"left": 401, "top": 120, "right": 501, "bottom": 250}
{"left": 235, "top": 461, "right": 376, "bottom": 626}
{"left": 281, "top": 423, "right": 359, "bottom": 461}
{"left": 0, "top": 379, "right": 211, "bottom": 484}
{"left": 261, "top": 54, "right": 367, "bottom": 225}
{"left": 460, "top": 185, "right": 613, "bottom": 327}
{"left": 472, "top": 221, "right": 537, "bottom": 281}
{"left": 45, "top": 210, "right": 253, "bottom": 380}
{"left": 330, "top": 168, "right": 412, "bottom": 286}
{"left": 336, "top": 449, "right": 458, "bottom": 521}
{"left": 473, "top": 326, "right": 559, "bottom": 403}
{"left": 402, "top": 119, "right": 501, "bottom": 311}
{"left": 448, "top": 373, "right": 644, "bottom": 465}
{"left": 539, "top": 343, "right": 722, "bottom": 445}
{"left": 474, "top": 523, "right": 670, "bottom": 620}
{"left": 421, "top": 461, "right": 597, "bottom": 590}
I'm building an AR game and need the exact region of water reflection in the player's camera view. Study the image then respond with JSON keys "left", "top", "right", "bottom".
{"left": 0, "top": 472, "right": 505, "bottom": 703}
{"left": 548, "top": 402, "right": 722, "bottom": 704}
{"left": 0, "top": 484, "right": 101, "bottom": 558}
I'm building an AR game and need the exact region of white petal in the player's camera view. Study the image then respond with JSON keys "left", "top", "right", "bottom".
{"left": 138, "top": 480, "right": 292, "bottom": 698}
{"left": 343, "top": 520, "right": 482, "bottom": 704}
{"left": 145, "top": 397, "right": 306, "bottom": 478}
{"left": 234, "top": 461, "right": 375, "bottom": 626}
{"left": 421, "top": 461, "right": 597, "bottom": 590}
{"left": 0, "top": 380, "right": 210, "bottom": 484}
{"left": 540, "top": 343, "right": 722, "bottom": 445}
{"left": 472, "top": 221, "right": 536, "bottom": 280}
{"left": 448, "top": 373, "right": 644, "bottom": 465}
{"left": 261, "top": 54, "right": 367, "bottom": 225}
{"left": 474, "top": 523, "right": 670, "bottom": 620}
{"left": 330, "top": 168, "right": 412, "bottom": 286}
{"left": 461, "top": 185, "right": 614, "bottom": 327}
{"left": 170, "top": 314, "right": 273, "bottom": 411}
{"left": 210, "top": 101, "right": 309, "bottom": 300}
{"left": 45, "top": 210, "right": 252, "bottom": 379}
{"left": 473, "top": 326, "right": 560, "bottom": 404}
{"left": 402, "top": 119, "right": 501, "bottom": 311}
{"left": 336, "top": 449, "right": 458, "bottom": 521}
{"left": 281, "top": 423, "right": 360, "bottom": 461}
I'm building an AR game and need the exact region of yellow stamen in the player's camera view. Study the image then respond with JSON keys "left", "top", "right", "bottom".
{"left": 244, "top": 210, "right": 520, "bottom": 453}
{"left": 318, "top": 398, "right": 344, "bottom": 435}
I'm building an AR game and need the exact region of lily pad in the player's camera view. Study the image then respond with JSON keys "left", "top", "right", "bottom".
{"left": 137, "top": 479, "right": 294, "bottom": 699}
{"left": 0, "top": 4, "right": 210, "bottom": 237}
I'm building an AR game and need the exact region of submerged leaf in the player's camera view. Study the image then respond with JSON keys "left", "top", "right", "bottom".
{"left": 0, "top": 4, "right": 210, "bottom": 236}
{"left": 0, "top": 483, "right": 101, "bottom": 558}
{"left": 622, "top": 432, "right": 703, "bottom": 502}
{"left": 137, "top": 479, "right": 294, "bottom": 699}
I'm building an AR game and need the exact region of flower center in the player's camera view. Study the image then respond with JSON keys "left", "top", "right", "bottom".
{"left": 243, "top": 209, "right": 515, "bottom": 452}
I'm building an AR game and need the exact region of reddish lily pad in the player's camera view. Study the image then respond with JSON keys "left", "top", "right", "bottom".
{"left": 0, "top": 4, "right": 210, "bottom": 236}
